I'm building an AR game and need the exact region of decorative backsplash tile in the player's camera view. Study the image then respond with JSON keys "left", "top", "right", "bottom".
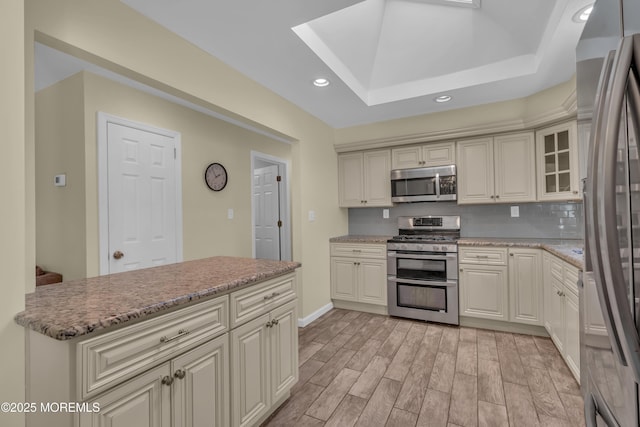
{"left": 348, "top": 201, "right": 584, "bottom": 239}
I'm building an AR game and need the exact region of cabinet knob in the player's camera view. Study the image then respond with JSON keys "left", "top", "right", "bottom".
{"left": 161, "top": 376, "right": 174, "bottom": 386}
{"left": 490, "top": 195, "right": 495, "bottom": 199}
{"left": 495, "top": 195, "right": 500, "bottom": 199}
{"left": 460, "top": 268, "right": 463, "bottom": 272}
{"left": 510, "top": 253, "right": 514, "bottom": 257}
{"left": 174, "top": 369, "right": 186, "bottom": 380}
{"left": 573, "top": 191, "right": 579, "bottom": 194}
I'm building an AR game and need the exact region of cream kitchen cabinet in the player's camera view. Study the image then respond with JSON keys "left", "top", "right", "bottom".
{"left": 460, "top": 246, "right": 543, "bottom": 327}
{"left": 457, "top": 132, "right": 536, "bottom": 204}
{"left": 459, "top": 247, "right": 509, "bottom": 321}
{"left": 231, "top": 299, "right": 298, "bottom": 427}
{"left": 338, "top": 149, "right": 392, "bottom": 207}
{"left": 536, "top": 121, "right": 581, "bottom": 201}
{"left": 508, "top": 248, "right": 543, "bottom": 326}
{"left": 81, "top": 333, "right": 229, "bottom": 427}
{"left": 27, "top": 272, "right": 299, "bottom": 427}
{"left": 330, "top": 242, "right": 387, "bottom": 310}
{"left": 542, "top": 252, "right": 581, "bottom": 381}
{"left": 391, "top": 141, "right": 456, "bottom": 169}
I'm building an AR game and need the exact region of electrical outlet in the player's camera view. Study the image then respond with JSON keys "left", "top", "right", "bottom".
{"left": 510, "top": 206, "right": 519, "bottom": 218}
{"left": 227, "top": 208, "right": 234, "bottom": 219}
{"left": 383, "top": 209, "right": 389, "bottom": 219}
{"left": 54, "top": 174, "right": 66, "bottom": 187}
{"left": 308, "top": 210, "right": 316, "bottom": 222}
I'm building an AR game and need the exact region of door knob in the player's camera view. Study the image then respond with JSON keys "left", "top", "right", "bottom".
{"left": 113, "top": 250, "right": 124, "bottom": 260}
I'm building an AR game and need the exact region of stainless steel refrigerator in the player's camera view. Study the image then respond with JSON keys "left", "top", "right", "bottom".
{"left": 578, "top": 0, "right": 640, "bottom": 425}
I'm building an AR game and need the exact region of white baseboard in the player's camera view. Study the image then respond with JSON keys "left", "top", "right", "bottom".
{"left": 298, "top": 302, "right": 333, "bottom": 327}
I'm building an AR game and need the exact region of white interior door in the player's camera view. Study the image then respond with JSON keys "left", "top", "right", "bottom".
{"left": 253, "top": 165, "right": 281, "bottom": 260}
{"left": 106, "top": 120, "right": 180, "bottom": 273}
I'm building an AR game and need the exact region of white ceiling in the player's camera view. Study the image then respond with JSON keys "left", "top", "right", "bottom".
{"left": 36, "top": 0, "right": 592, "bottom": 129}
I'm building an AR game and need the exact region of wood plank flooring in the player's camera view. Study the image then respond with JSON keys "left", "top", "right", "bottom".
{"left": 263, "top": 309, "right": 585, "bottom": 427}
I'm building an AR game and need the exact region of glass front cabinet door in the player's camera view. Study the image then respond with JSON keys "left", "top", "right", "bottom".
{"left": 536, "top": 121, "right": 581, "bottom": 201}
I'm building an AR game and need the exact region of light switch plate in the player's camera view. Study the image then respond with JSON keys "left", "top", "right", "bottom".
{"left": 308, "top": 210, "right": 316, "bottom": 222}
{"left": 383, "top": 209, "right": 389, "bottom": 219}
{"left": 510, "top": 206, "right": 519, "bottom": 218}
{"left": 227, "top": 208, "right": 234, "bottom": 219}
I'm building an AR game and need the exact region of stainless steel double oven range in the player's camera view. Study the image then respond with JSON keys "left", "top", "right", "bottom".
{"left": 387, "top": 215, "right": 460, "bottom": 325}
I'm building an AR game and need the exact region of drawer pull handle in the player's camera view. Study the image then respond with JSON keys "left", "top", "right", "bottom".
{"left": 160, "top": 328, "right": 190, "bottom": 343}
{"left": 161, "top": 375, "right": 174, "bottom": 386}
{"left": 263, "top": 292, "right": 281, "bottom": 301}
{"left": 174, "top": 369, "right": 186, "bottom": 380}
{"left": 476, "top": 255, "right": 489, "bottom": 259}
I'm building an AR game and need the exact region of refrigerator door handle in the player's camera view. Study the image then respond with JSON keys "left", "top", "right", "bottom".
{"left": 598, "top": 33, "right": 640, "bottom": 382}
{"left": 587, "top": 49, "right": 628, "bottom": 367}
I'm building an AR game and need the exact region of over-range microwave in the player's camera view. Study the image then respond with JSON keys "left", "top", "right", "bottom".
{"left": 390, "top": 165, "right": 456, "bottom": 203}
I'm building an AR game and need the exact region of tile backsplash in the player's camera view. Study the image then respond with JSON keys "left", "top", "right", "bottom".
{"left": 348, "top": 201, "right": 584, "bottom": 239}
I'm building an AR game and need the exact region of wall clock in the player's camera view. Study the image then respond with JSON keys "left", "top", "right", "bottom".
{"left": 204, "top": 162, "right": 228, "bottom": 191}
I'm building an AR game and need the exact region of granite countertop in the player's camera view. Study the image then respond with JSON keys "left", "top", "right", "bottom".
{"left": 330, "top": 235, "right": 392, "bottom": 244}
{"left": 329, "top": 235, "right": 584, "bottom": 269}
{"left": 15, "top": 256, "right": 301, "bottom": 341}
{"left": 458, "top": 238, "right": 584, "bottom": 269}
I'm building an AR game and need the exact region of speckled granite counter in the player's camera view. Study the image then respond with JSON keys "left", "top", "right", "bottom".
{"left": 458, "top": 238, "right": 584, "bottom": 269}
{"left": 330, "top": 235, "right": 392, "bottom": 244}
{"left": 15, "top": 256, "right": 301, "bottom": 340}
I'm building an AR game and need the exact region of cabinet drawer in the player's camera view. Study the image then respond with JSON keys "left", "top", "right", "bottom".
{"left": 330, "top": 243, "right": 387, "bottom": 259}
{"left": 78, "top": 294, "right": 229, "bottom": 400}
{"left": 564, "top": 264, "right": 580, "bottom": 295}
{"left": 230, "top": 273, "right": 296, "bottom": 328}
{"left": 459, "top": 247, "right": 507, "bottom": 265}
{"left": 550, "top": 258, "right": 564, "bottom": 281}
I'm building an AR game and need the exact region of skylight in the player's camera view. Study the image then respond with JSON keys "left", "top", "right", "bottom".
{"left": 420, "top": 0, "right": 481, "bottom": 8}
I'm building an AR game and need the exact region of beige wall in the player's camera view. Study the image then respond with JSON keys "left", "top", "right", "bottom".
{"left": 35, "top": 73, "right": 87, "bottom": 280}
{"left": 26, "top": 0, "right": 348, "bottom": 323}
{"left": 334, "top": 77, "right": 577, "bottom": 146}
{"left": 0, "top": 1, "right": 26, "bottom": 426}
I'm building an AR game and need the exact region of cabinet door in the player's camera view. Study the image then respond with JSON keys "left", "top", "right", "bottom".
{"left": 358, "top": 258, "right": 387, "bottom": 305}
{"left": 270, "top": 300, "right": 299, "bottom": 403}
{"left": 508, "top": 249, "right": 542, "bottom": 325}
{"left": 457, "top": 138, "right": 495, "bottom": 204}
{"left": 536, "top": 121, "right": 580, "bottom": 201}
{"left": 80, "top": 363, "right": 171, "bottom": 427}
{"left": 338, "top": 152, "right": 364, "bottom": 207}
{"left": 548, "top": 276, "right": 565, "bottom": 353}
{"left": 459, "top": 264, "right": 508, "bottom": 320}
{"left": 422, "top": 142, "right": 455, "bottom": 167}
{"left": 564, "top": 289, "right": 580, "bottom": 382}
{"left": 494, "top": 133, "right": 536, "bottom": 203}
{"left": 231, "top": 314, "right": 270, "bottom": 427}
{"left": 363, "top": 150, "right": 392, "bottom": 206}
{"left": 391, "top": 146, "right": 422, "bottom": 169}
{"left": 172, "top": 334, "right": 229, "bottom": 427}
{"left": 330, "top": 257, "right": 358, "bottom": 301}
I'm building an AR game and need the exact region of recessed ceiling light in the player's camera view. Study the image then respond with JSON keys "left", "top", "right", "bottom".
{"left": 434, "top": 95, "right": 452, "bottom": 103}
{"left": 572, "top": 4, "right": 593, "bottom": 23}
{"left": 313, "top": 78, "right": 330, "bottom": 87}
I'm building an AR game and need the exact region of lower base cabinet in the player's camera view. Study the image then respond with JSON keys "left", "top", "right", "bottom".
{"left": 81, "top": 333, "right": 229, "bottom": 427}
{"left": 459, "top": 264, "right": 509, "bottom": 321}
{"left": 231, "top": 299, "right": 298, "bottom": 427}
{"left": 543, "top": 252, "right": 580, "bottom": 381}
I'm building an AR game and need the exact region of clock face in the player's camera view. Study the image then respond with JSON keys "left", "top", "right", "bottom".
{"left": 205, "top": 163, "right": 228, "bottom": 191}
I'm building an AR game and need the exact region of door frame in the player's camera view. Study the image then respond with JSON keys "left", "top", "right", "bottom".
{"left": 250, "top": 151, "right": 291, "bottom": 261}
{"left": 97, "top": 112, "right": 183, "bottom": 275}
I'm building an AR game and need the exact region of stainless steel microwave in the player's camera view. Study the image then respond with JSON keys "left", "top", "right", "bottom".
{"left": 390, "top": 165, "right": 456, "bottom": 203}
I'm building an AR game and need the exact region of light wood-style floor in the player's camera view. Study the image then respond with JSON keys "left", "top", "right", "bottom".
{"left": 263, "top": 308, "right": 585, "bottom": 427}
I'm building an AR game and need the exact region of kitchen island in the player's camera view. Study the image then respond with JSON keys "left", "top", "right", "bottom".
{"left": 16, "top": 256, "right": 301, "bottom": 427}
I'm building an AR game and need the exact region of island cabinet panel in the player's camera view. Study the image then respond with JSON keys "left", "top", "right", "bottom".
{"left": 78, "top": 294, "right": 229, "bottom": 400}
{"left": 79, "top": 363, "right": 171, "bottom": 427}
{"left": 172, "top": 334, "right": 230, "bottom": 427}
{"left": 231, "top": 299, "right": 298, "bottom": 427}
{"left": 25, "top": 267, "right": 299, "bottom": 427}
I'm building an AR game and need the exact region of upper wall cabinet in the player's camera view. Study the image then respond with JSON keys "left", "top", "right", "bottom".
{"left": 338, "top": 150, "right": 392, "bottom": 208}
{"left": 457, "top": 132, "right": 536, "bottom": 204}
{"left": 391, "top": 141, "right": 456, "bottom": 169}
{"left": 536, "top": 121, "right": 581, "bottom": 201}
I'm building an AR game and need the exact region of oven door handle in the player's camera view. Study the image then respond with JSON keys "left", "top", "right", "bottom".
{"left": 387, "top": 277, "right": 458, "bottom": 287}
{"left": 387, "top": 251, "right": 457, "bottom": 260}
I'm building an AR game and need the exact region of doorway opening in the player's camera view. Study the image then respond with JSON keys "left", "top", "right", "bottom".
{"left": 251, "top": 151, "right": 291, "bottom": 261}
